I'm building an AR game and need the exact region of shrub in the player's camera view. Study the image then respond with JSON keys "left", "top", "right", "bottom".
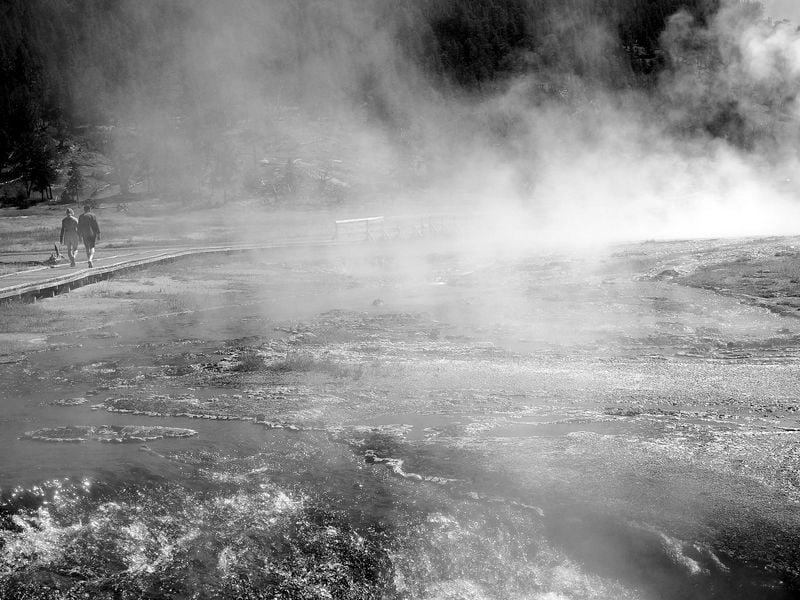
{"left": 234, "top": 349, "right": 265, "bottom": 372}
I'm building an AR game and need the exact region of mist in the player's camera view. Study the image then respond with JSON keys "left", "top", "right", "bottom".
{"left": 409, "top": 0, "right": 800, "bottom": 246}
{"left": 7, "top": 3, "right": 800, "bottom": 597}
{"left": 7, "top": 0, "right": 788, "bottom": 248}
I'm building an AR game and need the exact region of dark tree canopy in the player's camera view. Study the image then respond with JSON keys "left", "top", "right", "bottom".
{"left": 0, "top": 0, "right": 721, "bottom": 128}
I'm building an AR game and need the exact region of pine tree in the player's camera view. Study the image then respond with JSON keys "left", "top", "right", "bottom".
{"left": 20, "top": 134, "right": 57, "bottom": 201}
{"left": 64, "top": 160, "right": 83, "bottom": 203}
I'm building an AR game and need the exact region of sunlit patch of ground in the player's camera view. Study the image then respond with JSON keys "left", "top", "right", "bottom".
{"left": 679, "top": 244, "right": 800, "bottom": 317}
{"left": 22, "top": 424, "right": 197, "bottom": 443}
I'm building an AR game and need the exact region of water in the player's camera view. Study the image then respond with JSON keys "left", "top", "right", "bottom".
{"left": 1, "top": 242, "right": 799, "bottom": 598}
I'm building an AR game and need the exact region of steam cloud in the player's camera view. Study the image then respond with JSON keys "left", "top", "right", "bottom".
{"left": 450, "top": 0, "right": 800, "bottom": 245}
{"left": 63, "top": 0, "right": 800, "bottom": 245}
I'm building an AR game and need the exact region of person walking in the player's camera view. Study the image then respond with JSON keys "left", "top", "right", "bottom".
{"left": 77, "top": 203, "right": 100, "bottom": 267}
{"left": 59, "top": 208, "right": 80, "bottom": 267}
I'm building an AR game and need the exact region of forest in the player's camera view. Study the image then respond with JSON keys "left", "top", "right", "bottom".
{"left": 0, "top": 0, "right": 783, "bottom": 205}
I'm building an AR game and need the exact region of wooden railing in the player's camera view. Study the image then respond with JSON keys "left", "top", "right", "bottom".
{"left": 333, "top": 216, "right": 385, "bottom": 240}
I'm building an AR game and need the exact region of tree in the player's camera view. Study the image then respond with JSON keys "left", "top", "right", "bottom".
{"left": 91, "top": 125, "right": 135, "bottom": 197}
{"left": 1, "top": 40, "right": 46, "bottom": 180}
{"left": 20, "top": 134, "right": 57, "bottom": 201}
{"left": 64, "top": 160, "right": 83, "bottom": 202}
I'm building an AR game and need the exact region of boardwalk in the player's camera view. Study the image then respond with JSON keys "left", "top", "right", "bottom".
{"left": 0, "top": 212, "right": 458, "bottom": 302}
{"left": 0, "top": 241, "right": 322, "bottom": 302}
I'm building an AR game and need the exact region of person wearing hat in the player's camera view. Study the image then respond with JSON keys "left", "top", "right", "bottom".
{"left": 59, "top": 208, "right": 80, "bottom": 267}
{"left": 77, "top": 203, "right": 100, "bottom": 267}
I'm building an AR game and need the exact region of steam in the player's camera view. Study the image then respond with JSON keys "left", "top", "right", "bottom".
{"left": 71, "top": 0, "right": 800, "bottom": 247}
{"left": 436, "top": 0, "right": 800, "bottom": 245}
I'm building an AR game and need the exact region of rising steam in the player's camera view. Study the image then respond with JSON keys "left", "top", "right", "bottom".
{"left": 442, "top": 0, "right": 800, "bottom": 244}
{"left": 60, "top": 0, "right": 800, "bottom": 245}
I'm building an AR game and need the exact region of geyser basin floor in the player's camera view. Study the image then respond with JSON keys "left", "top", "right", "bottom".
{"left": 1, "top": 238, "right": 800, "bottom": 599}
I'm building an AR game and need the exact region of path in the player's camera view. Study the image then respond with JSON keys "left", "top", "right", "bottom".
{"left": 0, "top": 212, "right": 459, "bottom": 302}
{"left": 0, "top": 240, "right": 325, "bottom": 302}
